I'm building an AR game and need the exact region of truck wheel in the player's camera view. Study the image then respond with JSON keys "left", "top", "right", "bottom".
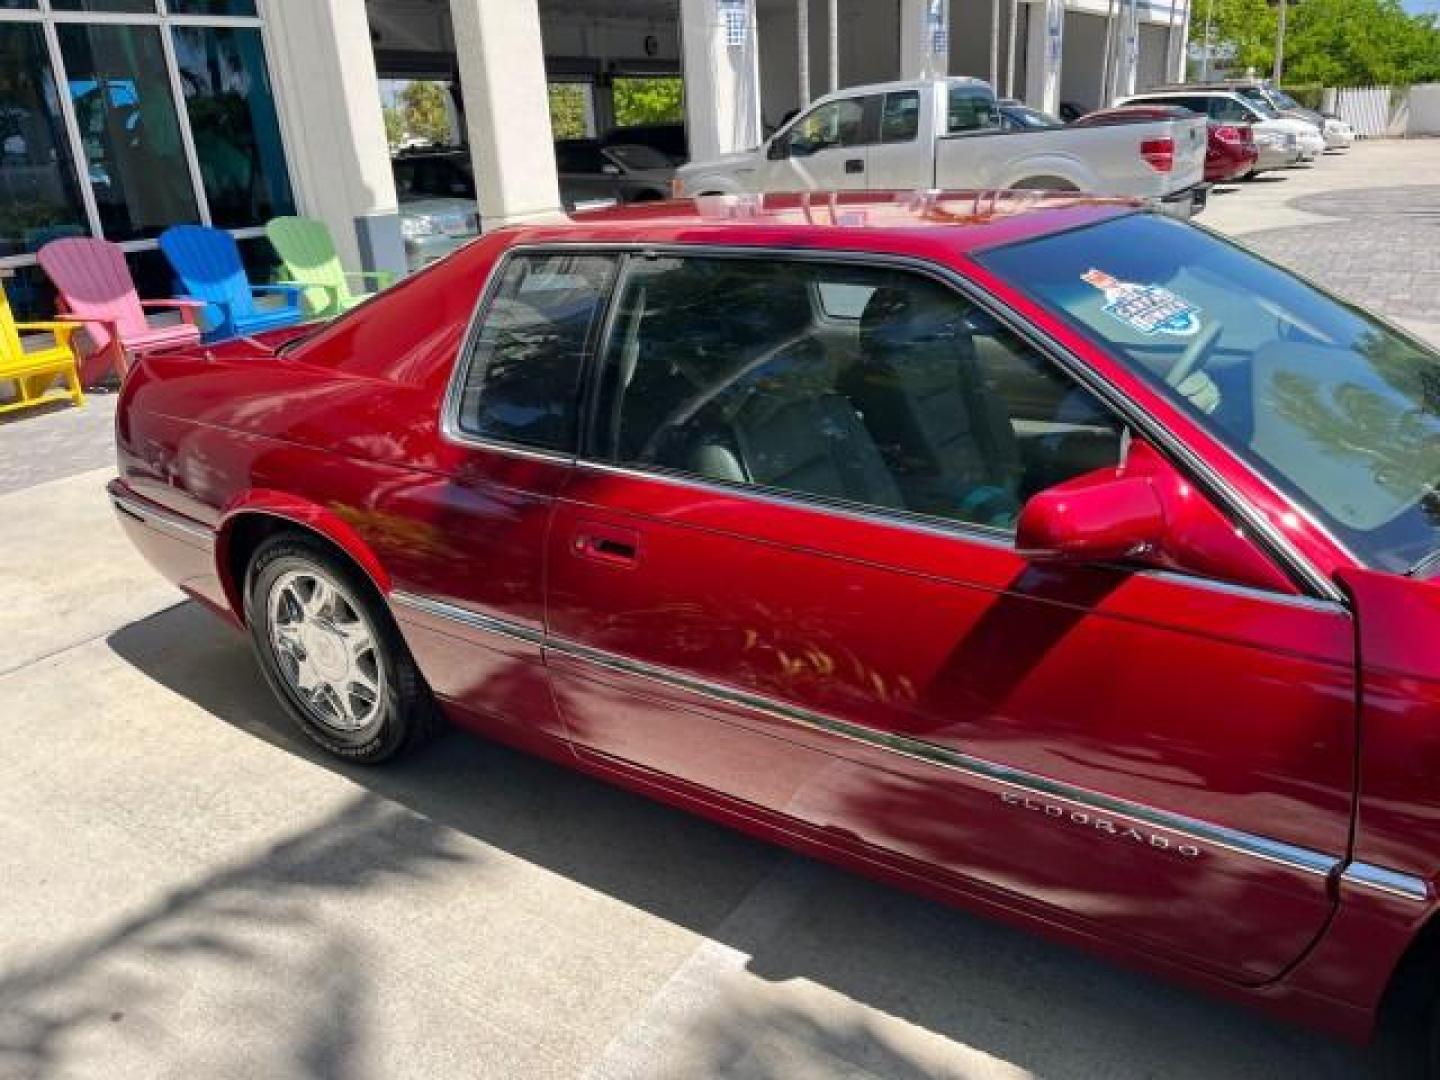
{"left": 1010, "top": 177, "right": 1079, "bottom": 193}
{"left": 244, "top": 533, "right": 442, "bottom": 764}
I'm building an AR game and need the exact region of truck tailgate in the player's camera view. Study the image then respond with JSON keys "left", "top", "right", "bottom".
{"left": 1169, "top": 116, "right": 1208, "bottom": 192}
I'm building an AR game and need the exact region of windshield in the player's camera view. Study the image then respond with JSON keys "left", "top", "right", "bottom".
{"left": 978, "top": 213, "right": 1440, "bottom": 573}
{"left": 1267, "top": 86, "right": 1302, "bottom": 110}
{"left": 1236, "top": 88, "right": 1281, "bottom": 117}
{"left": 605, "top": 143, "right": 672, "bottom": 170}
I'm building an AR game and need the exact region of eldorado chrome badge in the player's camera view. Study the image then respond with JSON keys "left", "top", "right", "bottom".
{"left": 1000, "top": 791, "right": 1202, "bottom": 859}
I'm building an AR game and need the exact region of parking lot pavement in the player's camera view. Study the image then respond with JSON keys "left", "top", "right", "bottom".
{"left": 0, "top": 393, "right": 116, "bottom": 498}
{"left": 6, "top": 142, "right": 1439, "bottom": 1079}
{"left": 0, "top": 470, "right": 1375, "bottom": 1079}
{"left": 1202, "top": 139, "right": 1440, "bottom": 349}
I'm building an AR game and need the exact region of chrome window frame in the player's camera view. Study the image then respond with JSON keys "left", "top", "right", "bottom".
{"left": 439, "top": 238, "right": 1347, "bottom": 608}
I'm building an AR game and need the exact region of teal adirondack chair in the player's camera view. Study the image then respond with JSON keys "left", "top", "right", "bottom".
{"left": 264, "top": 216, "right": 395, "bottom": 319}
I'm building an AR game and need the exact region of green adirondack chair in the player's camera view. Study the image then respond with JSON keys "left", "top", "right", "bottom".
{"left": 264, "top": 216, "right": 396, "bottom": 319}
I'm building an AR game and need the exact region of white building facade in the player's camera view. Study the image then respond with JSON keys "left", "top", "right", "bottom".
{"left": 0, "top": 0, "right": 1189, "bottom": 312}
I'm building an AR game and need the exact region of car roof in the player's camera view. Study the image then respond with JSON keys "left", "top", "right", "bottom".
{"left": 1158, "top": 80, "right": 1269, "bottom": 90}
{"left": 499, "top": 190, "right": 1139, "bottom": 256}
{"left": 820, "top": 76, "right": 989, "bottom": 98}
{"left": 1129, "top": 89, "right": 1239, "bottom": 99}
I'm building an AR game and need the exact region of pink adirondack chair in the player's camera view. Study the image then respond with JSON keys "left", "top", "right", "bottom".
{"left": 38, "top": 238, "right": 205, "bottom": 385}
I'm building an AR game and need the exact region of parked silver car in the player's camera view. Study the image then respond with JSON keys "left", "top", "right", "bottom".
{"left": 392, "top": 150, "right": 623, "bottom": 271}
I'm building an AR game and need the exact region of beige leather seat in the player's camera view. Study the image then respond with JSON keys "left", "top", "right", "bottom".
{"left": 840, "top": 285, "right": 1021, "bottom": 526}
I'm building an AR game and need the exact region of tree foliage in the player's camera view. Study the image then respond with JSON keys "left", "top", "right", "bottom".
{"left": 548, "top": 84, "right": 589, "bottom": 139}
{"left": 612, "top": 77, "right": 685, "bottom": 127}
{"left": 1203, "top": 0, "right": 1276, "bottom": 74}
{"left": 1284, "top": 0, "right": 1440, "bottom": 85}
{"left": 396, "top": 80, "right": 451, "bottom": 146}
{"left": 382, "top": 106, "right": 404, "bottom": 148}
{"left": 1205, "top": 0, "right": 1440, "bottom": 85}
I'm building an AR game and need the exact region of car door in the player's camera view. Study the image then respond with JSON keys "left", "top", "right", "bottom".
{"left": 393, "top": 249, "right": 617, "bottom": 752}
{"left": 544, "top": 249, "right": 1354, "bottom": 986}
{"left": 865, "top": 89, "right": 927, "bottom": 189}
{"left": 761, "top": 95, "right": 874, "bottom": 192}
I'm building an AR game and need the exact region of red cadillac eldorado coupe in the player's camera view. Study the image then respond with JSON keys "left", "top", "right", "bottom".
{"left": 108, "top": 191, "right": 1440, "bottom": 1071}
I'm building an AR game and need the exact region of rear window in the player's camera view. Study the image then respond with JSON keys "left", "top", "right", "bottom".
{"left": 454, "top": 253, "right": 616, "bottom": 453}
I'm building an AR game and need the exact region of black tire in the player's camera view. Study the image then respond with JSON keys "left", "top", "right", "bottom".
{"left": 1373, "top": 948, "right": 1440, "bottom": 1078}
{"left": 244, "top": 533, "right": 441, "bottom": 764}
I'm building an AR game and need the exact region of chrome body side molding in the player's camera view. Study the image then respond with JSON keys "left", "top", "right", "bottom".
{"left": 390, "top": 591, "right": 546, "bottom": 647}
{"left": 109, "top": 487, "right": 216, "bottom": 547}
{"left": 386, "top": 591, "right": 1437, "bottom": 895}
{"left": 1341, "top": 862, "right": 1430, "bottom": 902}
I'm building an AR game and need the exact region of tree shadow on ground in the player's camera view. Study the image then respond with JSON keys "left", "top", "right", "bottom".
{"left": 0, "top": 787, "right": 463, "bottom": 1080}
{"left": 101, "top": 601, "right": 1376, "bottom": 1079}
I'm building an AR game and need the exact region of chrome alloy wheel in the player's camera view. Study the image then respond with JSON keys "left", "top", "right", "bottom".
{"left": 266, "top": 568, "right": 385, "bottom": 734}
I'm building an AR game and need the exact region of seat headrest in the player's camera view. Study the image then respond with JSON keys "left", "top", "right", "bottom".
{"left": 859, "top": 284, "right": 973, "bottom": 355}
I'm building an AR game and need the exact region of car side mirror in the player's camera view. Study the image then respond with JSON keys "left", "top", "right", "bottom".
{"left": 767, "top": 138, "right": 788, "bottom": 161}
{"left": 1016, "top": 475, "right": 1165, "bottom": 564}
{"left": 1015, "top": 440, "right": 1296, "bottom": 593}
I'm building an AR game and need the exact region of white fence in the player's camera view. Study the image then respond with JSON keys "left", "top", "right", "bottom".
{"left": 1325, "top": 83, "right": 1440, "bottom": 138}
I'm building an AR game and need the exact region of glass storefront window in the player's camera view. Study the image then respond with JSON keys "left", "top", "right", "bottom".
{"left": 0, "top": 24, "right": 88, "bottom": 259}
{"left": 51, "top": 1, "right": 156, "bottom": 12}
{"left": 167, "top": 1, "right": 259, "bottom": 13}
{"left": 0, "top": 1, "right": 40, "bottom": 9}
{"left": 58, "top": 23, "right": 201, "bottom": 241}
{"left": 2, "top": 265, "right": 60, "bottom": 322}
{"left": 172, "top": 25, "right": 294, "bottom": 228}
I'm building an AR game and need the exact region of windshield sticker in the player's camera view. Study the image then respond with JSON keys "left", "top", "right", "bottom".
{"left": 1082, "top": 269, "right": 1201, "bottom": 337}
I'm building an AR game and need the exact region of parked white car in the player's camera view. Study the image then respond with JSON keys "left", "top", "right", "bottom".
{"left": 1208, "top": 80, "right": 1356, "bottom": 149}
{"left": 1119, "top": 89, "right": 1326, "bottom": 165}
{"left": 677, "top": 78, "right": 1208, "bottom": 217}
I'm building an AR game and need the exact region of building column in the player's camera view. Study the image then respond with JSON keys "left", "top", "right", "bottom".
{"left": 681, "top": 0, "right": 763, "bottom": 161}
{"left": 1115, "top": 0, "right": 1140, "bottom": 99}
{"left": 899, "top": 0, "right": 948, "bottom": 80}
{"left": 450, "top": 0, "right": 562, "bottom": 228}
{"left": 1168, "top": 0, "right": 1191, "bottom": 82}
{"left": 264, "top": 0, "right": 405, "bottom": 276}
{"left": 1025, "top": 0, "right": 1063, "bottom": 114}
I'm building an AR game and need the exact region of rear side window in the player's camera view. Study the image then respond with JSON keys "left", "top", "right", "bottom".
{"left": 948, "top": 85, "right": 1000, "bottom": 134}
{"left": 454, "top": 253, "right": 616, "bottom": 453}
{"left": 881, "top": 91, "right": 920, "bottom": 142}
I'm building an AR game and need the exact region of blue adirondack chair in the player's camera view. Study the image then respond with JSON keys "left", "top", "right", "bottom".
{"left": 158, "top": 225, "right": 306, "bottom": 343}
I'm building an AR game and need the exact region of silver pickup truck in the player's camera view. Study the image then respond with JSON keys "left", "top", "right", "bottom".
{"left": 676, "top": 77, "right": 1208, "bottom": 217}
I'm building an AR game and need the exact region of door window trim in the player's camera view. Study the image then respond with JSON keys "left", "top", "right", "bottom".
{"left": 442, "top": 239, "right": 1345, "bottom": 606}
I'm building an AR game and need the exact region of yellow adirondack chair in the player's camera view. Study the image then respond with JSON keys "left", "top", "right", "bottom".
{"left": 0, "top": 282, "right": 84, "bottom": 418}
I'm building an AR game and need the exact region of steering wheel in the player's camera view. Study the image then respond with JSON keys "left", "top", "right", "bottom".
{"left": 1165, "top": 319, "right": 1222, "bottom": 390}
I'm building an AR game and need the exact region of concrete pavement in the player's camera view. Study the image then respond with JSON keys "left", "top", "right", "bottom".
{"left": 0, "top": 470, "right": 1372, "bottom": 1078}
{"left": 7, "top": 142, "right": 1440, "bottom": 1078}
